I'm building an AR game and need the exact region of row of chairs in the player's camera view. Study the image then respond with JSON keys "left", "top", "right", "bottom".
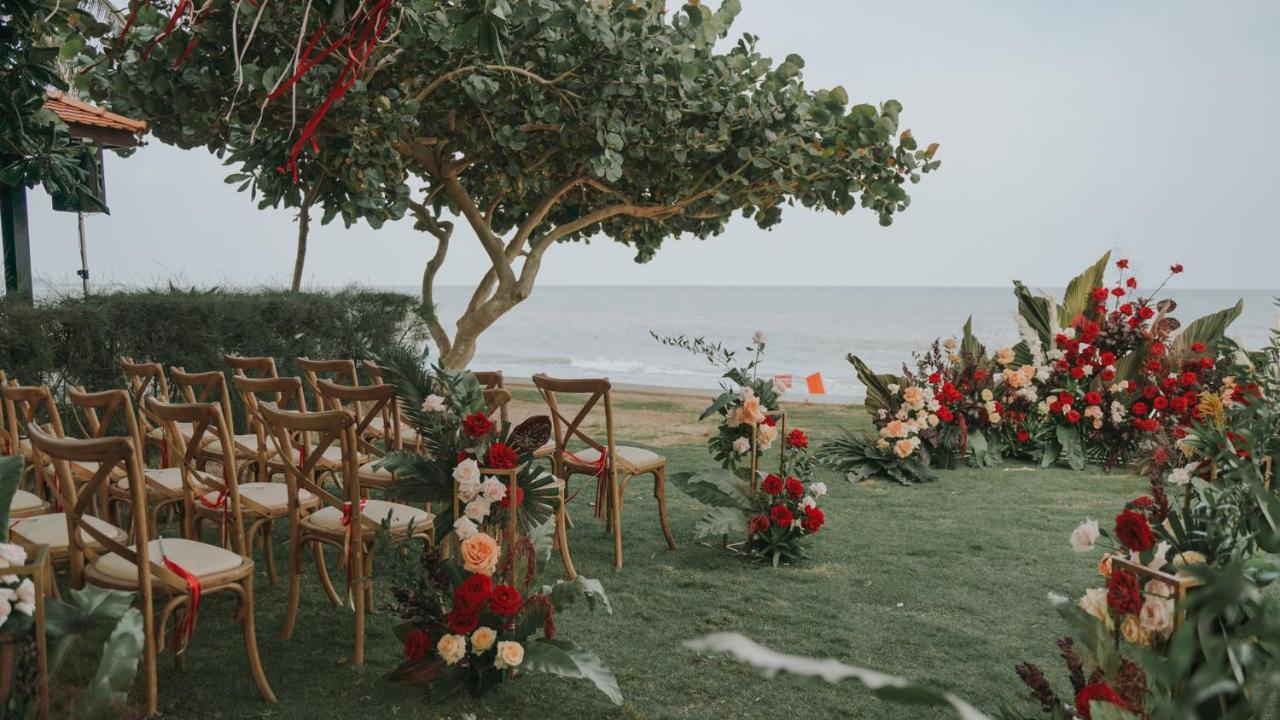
{"left": 0, "top": 357, "right": 678, "bottom": 715}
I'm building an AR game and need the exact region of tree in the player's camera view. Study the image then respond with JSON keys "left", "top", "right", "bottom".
{"left": 82, "top": 0, "right": 940, "bottom": 367}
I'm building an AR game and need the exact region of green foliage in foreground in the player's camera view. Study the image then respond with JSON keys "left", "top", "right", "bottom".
{"left": 117, "top": 403, "right": 1184, "bottom": 719}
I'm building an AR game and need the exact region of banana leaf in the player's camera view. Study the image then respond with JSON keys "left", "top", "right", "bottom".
{"left": 1012, "top": 280, "right": 1055, "bottom": 348}
{"left": 1058, "top": 251, "right": 1111, "bottom": 327}
{"left": 1169, "top": 299, "right": 1244, "bottom": 360}
{"left": 959, "top": 316, "right": 984, "bottom": 361}
{"left": 847, "top": 354, "right": 902, "bottom": 415}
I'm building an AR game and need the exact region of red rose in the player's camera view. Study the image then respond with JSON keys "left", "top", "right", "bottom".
{"left": 936, "top": 407, "right": 953, "bottom": 422}
{"left": 500, "top": 486, "right": 525, "bottom": 509}
{"left": 1070, "top": 367, "right": 1085, "bottom": 380}
{"left": 1067, "top": 410, "right": 1082, "bottom": 424}
{"left": 455, "top": 573, "right": 492, "bottom": 614}
{"left": 1169, "top": 263, "right": 1183, "bottom": 274}
{"left": 402, "top": 629, "right": 431, "bottom": 660}
{"left": 1191, "top": 342, "right": 1206, "bottom": 353}
{"left": 1100, "top": 369, "right": 1115, "bottom": 382}
{"left": 748, "top": 514, "right": 771, "bottom": 534}
{"left": 786, "top": 429, "right": 809, "bottom": 449}
{"left": 1106, "top": 568, "right": 1143, "bottom": 616}
{"left": 1016, "top": 430, "right": 1030, "bottom": 443}
{"left": 1091, "top": 288, "right": 1108, "bottom": 302}
{"left": 1119, "top": 302, "right": 1133, "bottom": 315}
{"left": 1110, "top": 287, "right": 1125, "bottom": 297}
{"left": 973, "top": 369, "right": 987, "bottom": 382}
{"left": 461, "top": 412, "right": 495, "bottom": 438}
{"left": 1153, "top": 396, "right": 1168, "bottom": 411}
{"left": 1138, "top": 306, "right": 1155, "bottom": 320}
{"left": 486, "top": 441, "right": 518, "bottom": 469}
{"left": 1116, "top": 258, "right": 1129, "bottom": 269}
{"left": 770, "top": 505, "right": 794, "bottom": 527}
{"left": 1126, "top": 277, "right": 1137, "bottom": 289}
{"left": 1075, "top": 683, "right": 1128, "bottom": 719}
{"left": 1114, "top": 509, "right": 1154, "bottom": 552}
{"left": 447, "top": 607, "right": 479, "bottom": 634}
{"left": 1131, "top": 402, "right": 1148, "bottom": 417}
{"left": 1200, "top": 356, "right": 1213, "bottom": 370}
{"left": 1084, "top": 392, "right": 1102, "bottom": 406}
{"left": 927, "top": 372, "right": 941, "bottom": 384}
{"left": 801, "top": 506, "right": 824, "bottom": 533}
{"left": 489, "top": 584, "right": 522, "bottom": 617}
{"left": 1100, "top": 352, "right": 1116, "bottom": 366}
{"left": 761, "top": 474, "right": 784, "bottom": 495}
{"left": 762, "top": 414, "right": 777, "bottom": 427}
{"left": 784, "top": 477, "right": 804, "bottom": 500}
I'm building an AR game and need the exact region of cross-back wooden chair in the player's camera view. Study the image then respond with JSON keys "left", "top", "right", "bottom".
{"left": 473, "top": 371, "right": 510, "bottom": 425}
{"left": 0, "top": 383, "right": 64, "bottom": 519}
{"left": 26, "top": 425, "right": 276, "bottom": 715}
{"left": 361, "top": 361, "right": 422, "bottom": 451}
{"left": 297, "top": 357, "right": 358, "bottom": 409}
{"left": 256, "top": 401, "right": 432, "bottom": 665}
{"left": 232, "top": 374, "right": 361, "bottom": 486}
{"left": 168, "top": 367, "right": 264, "bottom": 484}
{"left": 66, "top": 386, "right": 191, "bottom": 534}
{"left": 1, "top": 371, "right": 50, "bottom": 501}
{"left": 225, "top": 355, "right": 279, "bottom": 437}
{"left": 313, "top": 379, "right": 402, "bottom": 495}
{"left": 532, "top": 374, "right": 676, "bottom": 570}
{"left": 120, "top": 357, "right": 209, "bottom": 467}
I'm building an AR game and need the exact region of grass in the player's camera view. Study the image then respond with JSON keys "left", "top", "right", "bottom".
{"left": 151, "top": 402, "right": 1146, "bottom": 719}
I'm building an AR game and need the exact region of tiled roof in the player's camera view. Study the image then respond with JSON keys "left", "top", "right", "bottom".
{"left": 44, "top": 90, "right": 147, "bottom": 135}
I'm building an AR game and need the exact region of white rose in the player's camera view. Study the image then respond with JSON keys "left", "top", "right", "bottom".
{"left": 0, "top": 544, "right": 26, "bottom": 567}
{"left": 1069, "top": 519, "right": 1100, "bottom": 552}
{"left": 1139, "top": 597, "right": 1174, "bottom": 638}
{"left": 732, "top": 437, "right": 750, "bottom": 454}
{"left": 1167, "top": 462, "right": 1197, "bottom": 486}
{"left": 494, "top": 640, "right": 525, "bottom": 669}
{"left": 453, "top": 516, "right": 479, "bottom": 540}
{"left": 752, "top": 331, "right": 767, "bottom": 347}
{"left": 454, "top": 459, "right": 482, "bottom": 502}
{"left": 801, "top": 496, "right": 816, "bottom": 510}
{"left": 1078, "top": 588, "right": 1114, "bottom": 630}
{"left": 887, "top": 383, "right": 901, "bottom": 394}
{"left": 480, "top": 476, "right": 508, "bottom": 503}
{"left": 438, "top": 634, "right": 467, "bottom": 665}
{"left": 14, "top": 579, "right": 34, "bottom": 616}
{"left": 942, "top": 338, "right": 958, "bottom": 350}
{"left": 810, "top": 482, "right": 827, "bottom": 496}
{"left": 465, "top": 498, "right": 492, "bottom": 523}
{"left": 421, "top": 394, "right": 446, "bottom": 413}
{"left": 981, "top": 389, "right": 994, "bottom": 402}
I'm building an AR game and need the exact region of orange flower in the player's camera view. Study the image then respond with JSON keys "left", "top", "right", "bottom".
{"left": 460, "top": 533, "right": 500, "bottom": 576}
{"left": 1098, "top": 552, "right": 1113, "bottom": 578}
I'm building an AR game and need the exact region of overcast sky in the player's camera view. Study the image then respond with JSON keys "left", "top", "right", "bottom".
{"left": 25, "top": 0, "right": 1280, "bottom": 293}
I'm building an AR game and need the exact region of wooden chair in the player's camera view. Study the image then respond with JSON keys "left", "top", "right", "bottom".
{"left": 1, "top": 371, "right": 50, "bottom": 504}
{"left": 168, "top": 367, "right": 263, "bottom": 484}
{"left": 224, "top": 355, "right": 279, "bottom": 381}
{"left": 231, "top": 375, "right": 358, "bottom": 486}
{"left": 360, "top": 360, "right": 422, "bottom": 451}
{"left": 25, "top": 425, "right": 276, "bottom": 715}
{"left": 313, "top": 379, "right": 401, "bottom": 495}
{"left": 0, "top": 383, "right": 66, "bottom": 519}
{"left": 531, "top": 374, "right": 676, "bottom": 570}
{"left": 120, "top": 358, "right": 211, "bottom": 467}
{"left": 473, "top": 371, "right": 510, "bottom": 425}
{"left": 297, "top": 357, "right": 358, "bottom": 409}
{"left": 255, "top": 401, "right": 432, "bottom": 665}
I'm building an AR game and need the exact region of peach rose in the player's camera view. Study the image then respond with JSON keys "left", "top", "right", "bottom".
{"left": 460, "top": 532, "right": 500, "bottom": 576}
{"left": 471, "top": 626, "right": 497, "bottom": 654}
{"left": 437, "top": 634, "right": 466, "bottom": 665}
{"left": 893, "top": 439, "right": 915, "bottom": 459}
{"left": 882, "top": 420, "right": 909, "bottom": 439}
{"left": 902, "top": 385, "right": 925, "bottom": 409}
{"left": 741, "top": 397, "right": 765, "bottom": 426}
{"left": 1079, "top": 588, "right": 1114, "bottom": 630}
{"left": 996, "top": 347, "right": 1015, "bottom": 365}
{"left": 1121, "top": 614, "right": 1149, "bottom": 646}
{"left": 1139, "top": 597, "right": 1174, "bottom": 638}
{"left": 494, "top": 640, "right": 524, "bottom": 669}
{"left": 757, "top": 422, "right": 778, "bottom": 448}
{"left": 1098, "top": 552, "right": 1113, "bottom": 578}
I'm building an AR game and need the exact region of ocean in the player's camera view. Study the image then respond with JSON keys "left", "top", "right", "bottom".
{"left": 422, "top": 286, "right": 1280, "bottom": 403}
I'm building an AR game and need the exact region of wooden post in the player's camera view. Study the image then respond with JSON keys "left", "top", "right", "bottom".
{"left": 1, "top": 183, "right": 33, "bottom": 303}
{"left": 0, "top": 545, "right": 51, "bottom": 719}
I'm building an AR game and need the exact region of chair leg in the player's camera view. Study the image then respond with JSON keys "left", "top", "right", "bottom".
{"left": 654, "top": 467, "right": 677, "bottom": 551}
{"left": 312, "top": 542, "right": 342, "bottom": 607}
{"left": 352, "top": 552, "right": 366, "bottom": 667}
{"left": 556, "top": 493, "right": 577, "bottom": 580}
{"left": 240, "top": 574, "right": 278, "bottom": 702}
{"left": 143, "top": 608, "right": 159, "bottom": 717}
{"left": 262, "top": 522, "right": 278, "bottom": 585}
{"left": 281, "top": 537, "right": 303, "bottom": 640}
{"left": 610, "top": 476, "right": 623, "bottom": 570}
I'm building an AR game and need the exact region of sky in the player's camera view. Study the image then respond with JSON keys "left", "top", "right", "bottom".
{"left": 24, "top": 0, "right": 1280, "bottom": 294}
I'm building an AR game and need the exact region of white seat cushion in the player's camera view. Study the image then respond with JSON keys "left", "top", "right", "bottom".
{"left": 147, "top": 422, "right": 211, "bottom": 443}
{"left": 359, "top": 461, "right": 392, "bottom": 479}
{"left": 10, "top": 513, "right": 127, "bottom": 550}
{"left": 93, "top": 538, "right": 243, "bottom": 583}
{"left": 204, "top": 434, "right": 265, "bottom": 457}
{"left": 303, "top": 500, "right": 431, "bottom": 534}
{"left": 114, "top": 467, "right": 205, "bottom": 495}
{"left": 204, "top": 482, "right": 314, "bottom": 510}
{"left": 9, "top": 489, "right": 45, "bottom": 513}
{"left": 566, "top": 445, "right": 663, "bottom": 468}
{"left": 71, "top": 460, "right": 126, "bottom": 480}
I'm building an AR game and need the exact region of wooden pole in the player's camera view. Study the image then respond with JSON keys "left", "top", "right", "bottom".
{"left": 1, "top": 183, "right": 33, "bottom": 303}
{"left": 76, "top": 211, "right": 89, "bottom": 297}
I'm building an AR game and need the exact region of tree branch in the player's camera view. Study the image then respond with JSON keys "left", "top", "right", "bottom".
{"left": 409, "top": 198, "right": 455, "bottom": 357}
{"left": 412, "top": 64, "right": 579, "bottom": 104}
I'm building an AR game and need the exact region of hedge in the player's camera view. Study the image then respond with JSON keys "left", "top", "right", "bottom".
{"left": 0, "top": 287, "right": 424, "bottom": 426}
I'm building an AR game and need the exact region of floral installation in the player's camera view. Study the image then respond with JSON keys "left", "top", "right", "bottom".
{"left": 0, "top": 543, "right": 36, "bottom": 635}
{"left": 388, "top": 532, "right": 621, "bottom": 705}
{"left": 375, "top": 346, "right": 560, "bottom": 540}
{"left": 835, "top": 253, "right": 1244, "bottom": 479}
{"left": 651, "top": 331, "right": 784, "bottom": 472}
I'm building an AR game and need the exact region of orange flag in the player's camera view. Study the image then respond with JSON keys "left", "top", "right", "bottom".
{"left": 806, "top": 372, "right": 826, "bottom": 395}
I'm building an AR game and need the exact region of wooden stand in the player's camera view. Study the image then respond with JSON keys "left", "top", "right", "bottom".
{"left": 0, "top": 544, "right": 51, "bottom": 719}
{"left": 1111, "top": 555, "right": 1203, "bottom": 634}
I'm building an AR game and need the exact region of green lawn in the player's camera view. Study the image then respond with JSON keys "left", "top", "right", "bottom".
{"left": 153, "top": 402, "right": 1145, "bottom": 719}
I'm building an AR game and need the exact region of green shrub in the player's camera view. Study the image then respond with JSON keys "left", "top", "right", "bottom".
{"left": 0, "top": 287, "right": 424, "bottom": 427}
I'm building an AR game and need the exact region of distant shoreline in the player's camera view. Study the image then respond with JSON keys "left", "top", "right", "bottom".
{"left": 506, "top": 380, "right": 860, "bottom": 408}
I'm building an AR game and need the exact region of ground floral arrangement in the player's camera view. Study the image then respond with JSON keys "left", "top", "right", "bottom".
{"left": 654, "top": 333, "right": 827, "bottom": 566}
{"left": 822, "top": 254, "right": 1245, "bottom": 485}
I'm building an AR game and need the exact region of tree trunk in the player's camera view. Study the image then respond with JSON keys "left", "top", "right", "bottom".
{"left": 291, "top": 202, "right": 309, "bottom": 292}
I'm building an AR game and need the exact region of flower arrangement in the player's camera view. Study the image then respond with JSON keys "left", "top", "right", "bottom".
{"left": 0, "top": 543, "right": 36, "bottom": 634}
{"left": 376, "top": 347, "right": 559, "bottom": 541}
{"left": 388, "top": 533, "right": 621, "bottom": 705}
{"left": 651, "top": 331, "right": 784, "bottom": 472}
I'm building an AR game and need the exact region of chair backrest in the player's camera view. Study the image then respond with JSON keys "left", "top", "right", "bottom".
{"left": 65, "top": 387, "right": 146, "bottom": 510}
{"left": 530, "top": 374, "right": 616, "bottom": 467}
{"left": 0, "top": 383, "right": 67, "bottom": 439}
{"left": 146, "top": 396, "right": 251, "bottom": 553}
{"left": 473, "top": 371, "right": 510, "bottom": 424}
{"left": 225, "top": 355, "right": 279, "bottom": 380}
{"left": 314, "top": 379, "right": 401, "bottom": 457}
{"left": 360, "top": 360, "right": 385, "bottom": 387}
{"left": 119, "top": 357, "right": 170, "bottom": 440}
{"left": 168, "top": 367, "right": 238, "bottom": 438}
{"left": 297, "top": 357, "right": 358, "bottom": 408}
{"left": 256, "top": 401, "right": 372, "bottom": 528}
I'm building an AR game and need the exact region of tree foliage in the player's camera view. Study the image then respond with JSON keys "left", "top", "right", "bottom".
{"left": 82, "top": 0, "right": 939, "bottom": 365}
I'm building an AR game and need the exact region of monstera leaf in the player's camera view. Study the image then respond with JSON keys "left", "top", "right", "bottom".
{"left": 72, "top": 607, "right": 145, "bottom": 719}
{"left": 693, "top": 507, "right": 750, "bottom": 538}
{"left": 522, "top": 638, "right": 623, "bottom": 706}
{"left": 669, "top": 468, "right": 752, "bottom": 509}
{"left": 1058, "top": 251, "right": 1111, "bottom": 327}
{"left": 541, "top": 576, "right": 612, "bottom": 615}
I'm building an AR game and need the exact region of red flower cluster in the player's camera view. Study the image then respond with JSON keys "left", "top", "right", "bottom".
{"left": 489, "top": 584, "right": 522, "bottom": 617}
{"left": 402, "top": 629, "right": 431, "bottom": 660}
{"left": 785, "top": 429, "right": 809, "bottom": 449}
{"left": 748, "top": 513, "right": 771, "bottom": 534}
{"left": 1075, "top": 682, "right": 1128, "bottom": 719}
{"left": 761, "top": 474, "right": 783, "bottom": 495}
{"left": 500, "top": 486, "right": 525, "bottom": 509}
{"left": 1106, "top": 569, "right": 1143, "bottom": 617}
{"left": 1114, "top": 509, "right": 1154, "bottom": 552}
{"left": 486, "top": 441, "right": 518, "bottom": 469}
{"left": 784, "top": 476, "right": 804, "bottom": 500}
{"left": 449, "top": 573, "right": 493, "bottom": 633}
{"left": 461, "top": 412, "right": 495, "bottom": 438}
{"left": 770, "top": 504, "right": 793, "bottom": 527}
{"left": 802, "top": 506, "right": 824, "bottom": 533}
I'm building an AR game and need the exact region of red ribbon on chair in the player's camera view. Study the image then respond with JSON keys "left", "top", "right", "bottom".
{"left": 160, "top": 440, "right": 169, "bottom": 468}
{"left": 340, "top": 499, "right": 368, "bottom": 605}
{"left": 162, "top": 553, "right": 202, "bottom": 653}
{"left": 565, "top": 449, "right": 609, "bottom": 519}
{"left": 197, "top": 489, "right": 230, "bottom": 548}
